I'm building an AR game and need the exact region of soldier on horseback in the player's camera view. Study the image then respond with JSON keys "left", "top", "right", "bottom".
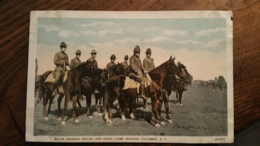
{"left": 52, "top": 42, "right": 69, "bottom": 96}
{"left": 121, "top": 55, "right": 129, "bottom": 76}
{"left": 87, "top": 50, "right": 98, "bottom": 70}
{"left": 70, "top": 50, "right": 81, "bottom": 69}
{"left": 106, "top": 54, "right": 117, "bottom": 77}
{"left": 143, "top": 48, "right": 155, "bottom": 72}
{"left": 129, "top": 45, "right": 148, "bottom": 102}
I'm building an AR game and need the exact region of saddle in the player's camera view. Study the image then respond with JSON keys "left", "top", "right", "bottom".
{"left": 44, "top": 71, "right": 68, "bottom": 94}
{"left": 122, "top": 73, "right": 152, "bottom": 93}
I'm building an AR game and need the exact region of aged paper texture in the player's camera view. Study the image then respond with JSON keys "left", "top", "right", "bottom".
{"left": 26, "top": 11, "right": 233, "bottom": 143}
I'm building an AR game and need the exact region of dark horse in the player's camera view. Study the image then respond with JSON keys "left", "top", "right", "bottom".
{"left": 103, "top": 75, "right": 163, "bottom": 127}
{"left": 81, "top": 68, "right": 108, "bottom": 116}
{"left": 149, "top": 56, "right": 181, "bottom": 123}
{"left": 41, "top": 62, "right": 94, "bottom": 125}
{"left": 172, "top": 63, "right": 193, "bottom": 105}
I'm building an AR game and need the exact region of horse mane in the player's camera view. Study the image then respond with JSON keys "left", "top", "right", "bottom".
{"left": 149, "top": 60, "right": 169, "bottom": 75}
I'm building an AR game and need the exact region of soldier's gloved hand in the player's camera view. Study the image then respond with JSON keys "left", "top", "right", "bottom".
{"left": 137, "top": 70, "right": 141, "bottom": 75}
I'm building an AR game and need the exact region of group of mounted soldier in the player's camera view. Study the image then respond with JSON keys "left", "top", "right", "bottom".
{"left": 52, "top": 42, "right": 170, "bottom": 102}
{"left": 37, "top": 41, "right": 192, "bottom": 126}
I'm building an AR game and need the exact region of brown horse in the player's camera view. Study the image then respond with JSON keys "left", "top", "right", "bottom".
{"left": 149, "top": 56, "right": 181, "bottom": 123}
{"left": 103, "top": 74, "right": 163, "bottom": 127}
{"left": 60, "top": 62, "right": 94, "bottom": 125}
{"left": 81, "top": 68, "right": 108, "bottom": 116}
{"left": 173, "top": 64, "right": 193, "bottom": 105}
{"left": 40, "top": 62, "right": 94, "bottom": 124}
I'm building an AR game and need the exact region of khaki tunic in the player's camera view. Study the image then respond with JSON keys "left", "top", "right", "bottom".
{"left": 121, "top": 61, "right": 129, "bottom": 76}
{"left": 106, "top": 62, "right": 116, "bottom": 77}
{"left": 70, "top": 57, "right": 81, "bottom": 69}
{"left": 143, "top": 57, "right": 155, "bottom": 72}
{"left": 87, "top": 57, "right": 98, "bottom": 70}
{"left": 53, "top": 51, "right": 69, "bottom": 82}
{"left": 129, "top": 55, "right": 145, "bottom": 83}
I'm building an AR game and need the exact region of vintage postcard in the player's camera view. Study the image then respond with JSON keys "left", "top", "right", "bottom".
{"left": 26, "top": 11, "right": 233, "bottom": 143}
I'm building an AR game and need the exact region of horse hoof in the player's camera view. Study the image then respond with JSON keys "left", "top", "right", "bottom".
{"left": 160, "top": 121, "right": 166, "bottom": 125}
{"left": 57, "top": 117, "right": 62, "bottom": 122}
{"left": 88, "top": 115, "right": 93, "bottom": 119}
{"left": 107, "top": 119, "right": 112, "bottom": 124}
{"left": 130, "top": 113, "right": 135, "bottom": 119}
{"left": 121, "top": 115, "right": 126, "bottom": 121}
{"left": 155, "top": 123, "right": 161, "bottom": 127}
{"left": 180, "top": 103, "right": 183, "bottom": 106}
{"left": 168, "top": 119, "right": 173, "bottom": 123}
{"left": 61, "top": 121, "right": 66, "bottom": 126}
{"left": 74, "top": 119, "right": 80, "bottom": 123}
{"left": 44, "top": 117, "right": 49, "bottom": 121}
{"left": 98, "top": 113, "right": 103, "bottom": 116}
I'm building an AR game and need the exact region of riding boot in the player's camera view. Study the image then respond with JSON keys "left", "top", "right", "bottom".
{"left": 139, "top": 84, "right": 147, "bottom": 100}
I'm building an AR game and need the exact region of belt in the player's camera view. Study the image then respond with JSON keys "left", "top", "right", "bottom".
{"left": 56, "top": 65, "right": 64, "bottom": 67}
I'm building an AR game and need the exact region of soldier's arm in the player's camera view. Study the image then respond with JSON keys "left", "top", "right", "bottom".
{"left": 54, "top": 53, "right": 63, "bottom": 66}
{"left": 130, "top": 57, "right": 139, "bottom": 73}
{"left": 106, "top": 64, "right": 110, "bottom": 71}
{"left": 143, "top": 59, "right": 148, "bottom": 71}
{"left": 70, "top": 59, "right": 75, "bottom": 69}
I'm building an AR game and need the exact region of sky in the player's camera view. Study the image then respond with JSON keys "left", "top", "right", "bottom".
{"left": 36, "top": 18, "right": 228, "bottom": 80}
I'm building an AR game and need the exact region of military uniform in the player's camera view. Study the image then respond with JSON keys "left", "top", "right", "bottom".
{"left": 70, "top": 57, "right": 81, "bottom": 69}
{"left": 121, "top": 61, "right": 129, "bottom": 76}
{"left": 129, "top": 53, "right": 145, "bottom": 83}
{"left": 143, "top": 57, "right": 155, "bottom": 72}
{"left": 54, "top": 51, "right": 69, "bottom": 83}
{"left": 106, "top": 62, "right": 116, "bottom": 76}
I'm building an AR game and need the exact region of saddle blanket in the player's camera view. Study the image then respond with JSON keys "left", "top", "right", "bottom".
{"left": 44, "top": 71, "right": 68, "bottom": 83}
{"left": 122, "top": 74, "right": 152, "bottom": 93}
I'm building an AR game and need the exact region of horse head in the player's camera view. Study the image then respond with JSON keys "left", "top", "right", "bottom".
{"left": 167, "top": 56, "right": 181, "bottom": 78}
{"left": 115, "top": 63, "right": 124, "bottom": 75}
{"left": 102, "top": 68, "right": 108, "bottom": 81}
{"left": 84, "top": 61, "right": 95, "bottom": 77}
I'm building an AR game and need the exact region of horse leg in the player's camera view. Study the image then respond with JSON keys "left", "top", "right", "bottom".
{"left": 86, "top": 92, "right": 92, "bottom": 116}
{"left": 47, "top": 95, "right": 54, "bottom": 119}
{"left": 57, "top": 94, "right": 63, "bottom": 120}
{"left": 163, "top": 90, "right": 172, "bottom": 122}
{"left": 99, "top": 94, "right": 103, "bottom": 113}
{"left": 61, "top": 92, "right": 70, "bottom": 125}
{"left": 151, "top": 95, "right": 160, "bottom": 127}
{"left": 129, "top": 95, "right": 136, "bottom": 120}
{"left": 77, "top": 94, "right": 82, "bottom": 109}
{"left": 179, "top": 90, "right": 183, "bottom": 105}
{"left": 176, "top": 90, "right": 179, "bottom": 105}
{"left": 95, "top": 93, "right": 100, "bottom": 113}
{"left": 42, "top": 91, "right": 49, "bottom": 121}
{"left": 118, "top": 96, "right": 126, "bottom": 121}
{"left": 72, "top": 95, "right": 79, "bottom": 123}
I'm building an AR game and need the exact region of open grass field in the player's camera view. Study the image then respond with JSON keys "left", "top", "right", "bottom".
{"left": 33, "top": 86, "right": 227, "bottom": 136}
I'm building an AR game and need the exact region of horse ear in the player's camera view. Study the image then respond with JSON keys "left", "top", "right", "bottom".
{"left": 169, "top": 56, "right": 172, "bottom": 61}
{"left": 172, "top": 57, "right": 175, "bottom": 61}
